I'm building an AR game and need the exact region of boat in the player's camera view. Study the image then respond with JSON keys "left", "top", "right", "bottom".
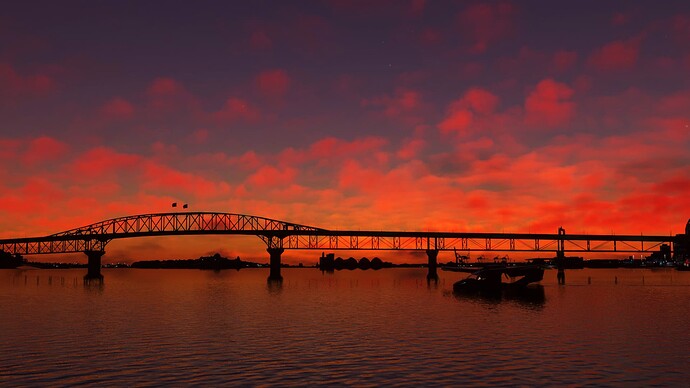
{"left": 453, "top": 264, "right": 544, "bottom": 293}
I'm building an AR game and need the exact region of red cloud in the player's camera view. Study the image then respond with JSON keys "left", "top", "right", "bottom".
{"left": 438, "top": 87, "right": 499, "bottom": 135}
{"left": 141, "top": 163, "right": 231, "bottom": 198}
{"left": 524, "top": 79, "right": 575, "bottom": 128}
{"left": 70, "top": 147, "right": 141, "bottom": 178}
{"left": 188, "top": 128, "right": 209, "bottom": 144}
{"left": 551, "top": 50, "right": 578, "bottom": 73}
{"left": 653, "top": 175, "right": 690, "bottom": 194}
{"left": 213, "top": 97, "right": 259, "bottom": 123}
{"left": 461, "top": 88, "right": 499, "bottom": 114}
{"left": 0, "top": 139, "right": 21, "bottom": 161}
{"left": 147, "top": 77, "right": 184, "bottom": 96}
{"left": 672, "top": 14, "right": 690, "bottom": 45}
{"left": 232, "top": 151, "right": 263, "bottom": 171}
{"left": 0, "top": 62, "right": 55, "bottom": 97}
{"left": 249, "top": 30, "right": 272, "bottom": 50}
{"left": 337, "top": 160, "right": 384, "bottom": 193}
{"left": 419, "top": 28, "right": 442, "bottom": 45}
{"left": 256, "top": 69, "right": 291, "bottom": 98}
{"left": 277, "top": 136, "right": 388, "bottom": 166}
{"left": 646, "top": 117, "right": 690, "bottom": 141}
{"left": 438, "top": 110, "right": 474, "bottom": 135}
{"left": 588, "top": 38, "right": 640, "bottom": 71}
{"left": 145, "top": 77, "right": 200, "bottom": 113}
{"left": 656, "top": 90, "right": 690, "bottom": 114}
{"left": 22, "top": 136, "right": 69, "bottom": 165}
{"left": 291, "top": 14, "right": 334, "bottom": 55}
{"left": 361, "top": 88, "right": 422, "bottom": 118}
{"left": 408, "top": 0, "right": 426, "bottom": 16}
{"left": 100, "top": 97, "right": 135, "bottom": 119}
{"left": 611, "top": 12, "right": 631, "bottom": 26}
{"left": 458, "top": 2, "right": 516, "bottom": 53}
{"left": 0, "top": 178, "right": 63, "bottom": 216}
{"left": 397, "top": 139, "right": 425, "bottom": 160}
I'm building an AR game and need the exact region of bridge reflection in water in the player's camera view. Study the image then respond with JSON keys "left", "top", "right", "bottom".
{"left": 0, "top": 212, "right": 687, "bottom": 283}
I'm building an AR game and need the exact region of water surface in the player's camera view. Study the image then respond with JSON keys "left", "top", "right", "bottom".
{"left": 1, "top": 267, "right": 689, "bottom": 386}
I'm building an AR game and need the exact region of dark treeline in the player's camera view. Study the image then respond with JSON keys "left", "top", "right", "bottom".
{"left": 131, "top": 253, "right": 261, "bottom": 270}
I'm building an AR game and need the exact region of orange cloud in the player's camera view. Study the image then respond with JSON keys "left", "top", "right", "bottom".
{"left": 22, "top": 136, "right": 69, "bottom": 165}
{"left": 277, "top": 137, "right": 388, "bottom": 167}
{"left": 141, "top": 163, "right": 232, "bottom": 199}
{"left": 397, "top": 139, "right": 425, "bottom": 160}
{"left": 70, "top": 147, "right": 141, "bottom": 178}
{"left": 247, "top": 165, "right": 298, "bottom": 188}
{"left": 438, "top": 87, "right": 499, "bottom": 135}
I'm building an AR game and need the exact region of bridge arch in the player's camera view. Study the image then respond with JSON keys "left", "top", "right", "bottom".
{"left": 50, "top": 211, "right": 324, "bottom": 245}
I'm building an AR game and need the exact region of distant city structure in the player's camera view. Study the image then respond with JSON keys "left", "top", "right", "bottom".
{"left": 672, "top": 219, "right": 690, "bottom": 262}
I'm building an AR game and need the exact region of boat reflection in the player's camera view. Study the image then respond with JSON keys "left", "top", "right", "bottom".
{"left": 453, "top": 284, "right": 546, "bottom": 308}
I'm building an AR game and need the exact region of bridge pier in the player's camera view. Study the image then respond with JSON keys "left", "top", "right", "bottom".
{"left": 84, "top": 250, "right": 105, "bottom": 283}
{"left": 267, "top": 248, "right": 284, "bottom": 281}
{"left": 426, "top": 249, "right": 438, "bottom": 281}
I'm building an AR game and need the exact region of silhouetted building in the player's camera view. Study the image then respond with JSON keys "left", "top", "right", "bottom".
{"left": 672, "top": 219, "right": 690, "bottom": 262}
{"left": 648, "top": 244, "right": 673, "bottom": 265}
{"left": 319, "top": 253, "right": 335, "bottom": 271}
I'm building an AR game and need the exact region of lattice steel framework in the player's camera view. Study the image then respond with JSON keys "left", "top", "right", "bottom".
{"left": 0, "top": 212, "right": 322, "bottom": 255}
{"left": 279, "top": 231, "right": 673, "bottom": 253}
{"left": 0, "top": 211, "right": 678, "bottom": 256}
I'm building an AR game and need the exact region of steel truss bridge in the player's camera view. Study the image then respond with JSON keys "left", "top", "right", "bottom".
{"left": 0, "top": 212, "right": 684, "bottom": 281}
{"left": 0, "top": 212, "right": 677, "bottom": 255}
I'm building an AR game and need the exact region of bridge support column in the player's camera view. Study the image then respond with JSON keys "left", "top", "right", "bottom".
{"left": 267, "top": 248, "right": 284, "bottom": 281}
{"left": 426, "top": 249, "right": 439, "bottom": 281}
{"left": 84, "top": 250, "right": 105, "bottom": 283}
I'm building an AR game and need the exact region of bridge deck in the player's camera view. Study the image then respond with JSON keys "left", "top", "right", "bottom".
{"left": 0, "top": 212, "right": 680, "bottom": 255}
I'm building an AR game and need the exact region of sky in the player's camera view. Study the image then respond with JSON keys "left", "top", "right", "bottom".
{"left": 2, "top": 0, "right": 690, "bottom": 263}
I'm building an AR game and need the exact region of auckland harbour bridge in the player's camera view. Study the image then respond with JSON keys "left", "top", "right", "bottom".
{"left": 1, "top": 212, "right": 688, "bottom": 281}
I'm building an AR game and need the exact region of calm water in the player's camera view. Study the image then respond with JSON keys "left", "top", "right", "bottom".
{"left": 1, "top": 267, "right": 689, "bottom": 386}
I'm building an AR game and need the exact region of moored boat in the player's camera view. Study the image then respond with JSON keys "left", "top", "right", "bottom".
{"left": 453, "top": 264, "right": 544, "bottom": 293}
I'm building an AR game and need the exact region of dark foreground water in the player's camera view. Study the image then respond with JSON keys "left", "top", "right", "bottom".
{"left": 1, "top": 267, "right": 689, "bottom": 386}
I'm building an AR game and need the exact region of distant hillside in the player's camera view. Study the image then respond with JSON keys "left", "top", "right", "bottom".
{"left": 131, "top": 253, "right": 261, "bottom": 270}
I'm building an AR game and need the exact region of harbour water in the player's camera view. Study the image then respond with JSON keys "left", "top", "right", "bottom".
{"left": 1, "top": 267, "right": 689, "bottom": 386}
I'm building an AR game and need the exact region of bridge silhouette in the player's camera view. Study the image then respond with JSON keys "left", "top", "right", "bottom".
{"left": 0, "top": 212, "right": 687, "bottom": 282}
